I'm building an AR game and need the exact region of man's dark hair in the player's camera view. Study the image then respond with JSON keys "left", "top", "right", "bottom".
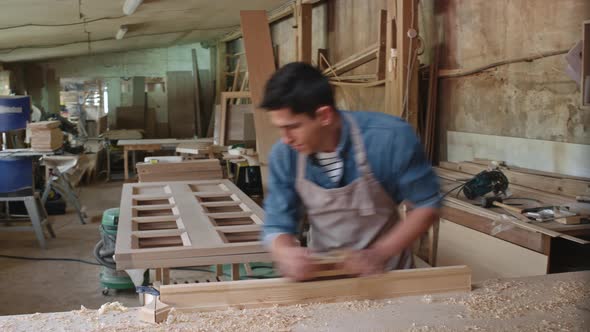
{"left": 260, "top": 62, "right": 334, "bottom": 117}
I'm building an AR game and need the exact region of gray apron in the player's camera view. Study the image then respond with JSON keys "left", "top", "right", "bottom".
{"left": 295, "top": 114, "right": 413, "bottom": 270}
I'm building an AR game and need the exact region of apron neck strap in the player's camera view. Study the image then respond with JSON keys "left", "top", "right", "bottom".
{"left": 343, "top": 113, "right": 370, "bottom": 176}
{"left": 296, "top": 112, "right": 371, "bottom": 180}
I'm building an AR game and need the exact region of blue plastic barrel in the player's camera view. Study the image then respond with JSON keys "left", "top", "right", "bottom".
{"left": 0, "top": 158, "right": 33, "bottom": 193}
{"left": 0, "top": 96, "right": 31, "bottom": 131}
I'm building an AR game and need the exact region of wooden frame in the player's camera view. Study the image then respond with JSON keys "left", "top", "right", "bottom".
{"left": 219, "top": 91, "right": 252, "bottom": 146}
{"left": 114, "top": 179, "right": 270, "bottom": 270}
{"left": 140, "top": 265, "right": 471, "bottom": 323}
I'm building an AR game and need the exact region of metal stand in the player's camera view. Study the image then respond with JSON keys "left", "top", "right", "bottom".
{"left": 0, "top": 193, "right": 55, "bottom": 249}
{"left": 41, "top": 168, "right": 86, "bottom": 224}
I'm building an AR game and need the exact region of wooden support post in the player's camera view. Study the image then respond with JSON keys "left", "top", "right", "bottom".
{"left": 385, "top": 0, "right": 419, "bottom": 130}
{"left": 216, "top": 264, "right": 224, "bottom": 278}
{"left": 231, "top": 58, "right": 242, "bottom": 92}
{"left": 317, "top": 49, "right": 329, "bottom": 71}
{"left": 231, "top": 263, "right": 240, "bottom": 280}
{"left": 124, "top": 147, "right": 129, "bottom": 180}
{"left": 192, "top": 49, "right": 203, "bottom": 137}
{"left": 215, "top": 42, "right": 227, "bottom": 104}
{"left": 376, "top": 10, "right": 388, "bottom": 80}
{"left": 296, "top": 1, "right": 313, "bottom": 63}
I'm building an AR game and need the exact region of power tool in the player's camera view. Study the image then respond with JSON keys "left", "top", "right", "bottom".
{"left": 461, "top": 169, "right": 509, "bottom": 200}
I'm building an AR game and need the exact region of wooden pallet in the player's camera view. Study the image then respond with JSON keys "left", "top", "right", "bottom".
{"left": 115, "top": 179, "right": 269, "bottom": 270}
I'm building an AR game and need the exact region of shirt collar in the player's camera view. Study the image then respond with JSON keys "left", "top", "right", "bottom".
{"left": 311, "top": 110, "right": 351, "bottom": 164}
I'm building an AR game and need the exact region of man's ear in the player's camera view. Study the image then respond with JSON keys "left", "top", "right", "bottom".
{"left": 315, "top": 106, "right": 335, "bottom": 126}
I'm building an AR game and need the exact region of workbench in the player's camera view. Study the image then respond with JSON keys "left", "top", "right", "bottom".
{"left": 117, "top": 138, "right": 213, "bottom": 180}
{"left": 436, "top": 165, "right": 590, "bottom": 281}
{"left": 0, "top": 271, "right": 587, "bottom": 331}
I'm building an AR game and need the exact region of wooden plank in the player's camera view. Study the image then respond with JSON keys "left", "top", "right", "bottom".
{"left": 167, "top": 71, "right": 196, "bottom": 138}
{"left": 582, "top": 20, "right": 590, "bottom": 107}
{"left": 155, "top": 266, "right": 470, "bottom": 315}
{"left": 136, "top": 160, "right": 223, "bottom": 183}
{"left": 221, "top": 4, "right": 295, "bottom": 42}
{"left": 437, "top": 220, "right": 548, "bottom": 283}
{"left": 440, "top": 205, "right": 547, "bottom": 254}
{"left": 296, "top": 2, "right": 313, "bottom": 63}
{"left": 384, "top": 0, "right": 397, "bottom": 116}
{"left": 192, "top": 49, "right": 203, "bottom": 137}
{"left": 231, "top": 57, "right": 241, "bottom": 92}
{"left": 321, "top": 43, "right": 379, "bottom": 77}
{"left": 215, "top": 42, "right": 227, "bottom": 104}
{"left": 439, "top": 161, "right": 590, "bottom": 198}
{"left": 240, "top": 11, "right": 280, "bottom": 166}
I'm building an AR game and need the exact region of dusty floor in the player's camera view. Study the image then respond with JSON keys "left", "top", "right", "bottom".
{"left": 0, "top": 180, "right": 217, "bottom": 316}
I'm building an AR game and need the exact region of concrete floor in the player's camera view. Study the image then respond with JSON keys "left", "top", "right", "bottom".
{"left": 0, "top": 180, "right": 216, "bottom": 316}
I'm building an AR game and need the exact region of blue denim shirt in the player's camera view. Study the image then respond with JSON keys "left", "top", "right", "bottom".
{"left": 262, "top": 110, "right": 441, "bottom": 244}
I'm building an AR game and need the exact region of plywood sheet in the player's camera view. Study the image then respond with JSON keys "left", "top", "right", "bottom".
{"left": 115, "top": 179, "right": 268, "bottom": 269}
{"left": 240, "top": 11, "right": 280, "bottom": 164}
{"left": 167, "top": 71, "right": 196, "bottom": 138}
{"left": 437, "top": 219, "right": 548, "bottom": 283}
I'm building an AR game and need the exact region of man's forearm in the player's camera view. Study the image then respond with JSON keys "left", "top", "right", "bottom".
{"left": 371, "top": 207, "right": 439, "bottom": 259}
{"left": 270, "top": 233, "right": 300, "bottom": 254}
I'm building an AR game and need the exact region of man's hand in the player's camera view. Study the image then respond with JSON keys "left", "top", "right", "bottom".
{"left": 271, "top": 234, "right": 318, "bottom": 281}
{"left": 342, "top": 248, "right": 390, "bottom": 277}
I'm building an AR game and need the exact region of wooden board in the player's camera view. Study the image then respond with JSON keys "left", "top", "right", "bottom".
{"left": 581, "top": 20, "right": 589, "bottom": 107}
{"left": 117, "top": 138, "right": 212, "bottom": 147}
{"left": 115, "top": 179, "right": 268, "bottom": 270}
{"left": 27, "top": 121, "right": 60, "bottom": 129}
{"left": 437, "top": 220, "right": 548, "bottom": 283}
{"left": 167, "top": 71, "right": 196, "bottom": 138}
{"left": 136, "top": 160, "right": 223, "bottom": 183}
{"left": 240, "top": 11, "right": 280, "bottom": 165}
{"left": 156, "top": 265, "right": 471, "bottom": 313}
{"left": 115, "top": 106, "right": 144, "bottom": 130}
{"left": 296, "top": 2, "right": 313, "bottom": 63}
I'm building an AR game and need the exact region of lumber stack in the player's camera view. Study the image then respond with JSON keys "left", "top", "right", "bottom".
{"left": 136, "top": 159, "right": 222, "bottom": 182}
{"left": 28, "top": 121, "right": 63, "bottom": 151}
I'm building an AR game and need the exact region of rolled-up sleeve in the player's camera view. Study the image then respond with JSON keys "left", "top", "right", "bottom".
{"left": 393, "top": 127, "right": 441, "bottom": 209}
{"left": 262, "top": 143, "right": 301, "bottom": 247}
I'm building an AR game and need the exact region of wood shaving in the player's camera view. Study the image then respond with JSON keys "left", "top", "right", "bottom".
{"left": 97, "top": 302, "right": 128, "bottom": 315}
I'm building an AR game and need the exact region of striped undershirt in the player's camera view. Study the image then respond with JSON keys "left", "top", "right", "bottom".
{"left": 315, "top": 152, "right": 343, "bottom": 183}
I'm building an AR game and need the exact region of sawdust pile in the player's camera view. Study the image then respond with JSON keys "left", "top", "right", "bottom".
{"left": 161, "top": 300, "right": 386, "bottom": 332}
{"left": 445, "top": 279, "right": 590, "bottom": 321}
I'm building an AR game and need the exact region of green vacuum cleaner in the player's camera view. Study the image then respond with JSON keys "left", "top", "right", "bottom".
{"left": 94, "top": 208, "right": 137, "bottom": 295}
